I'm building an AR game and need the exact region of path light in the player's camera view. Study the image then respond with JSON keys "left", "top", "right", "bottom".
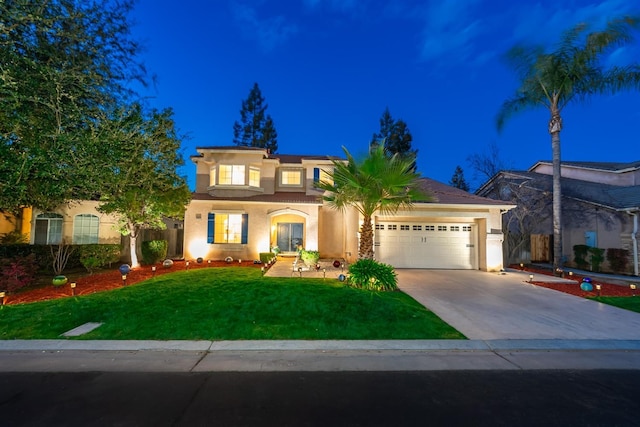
{"left": 208, "top": 259, "right": 212, "bottom": 265}
{"left": 0, "top": 291, "right": 4, "bottom": 305}
{"left": 529, "top": 274, "right": 534, "bottom": 283}
{"left": 323, "top": 268, "right": 326, "bottom": 279}
{"left": 185, "top": 261, "right": 190, "bottom": 270}
{"left": 595, "top": 284, "right": 601, "bottom": 297}
{"left": 298, "top": 266, "right": 303, "bottom": 278}
{"left": 341, "top": 263, "right": 345, "bottom": 272}
{"left": 121, "top": 274, "right": 127, "bottom": 286}
{"left": 70, "top": 282, "right": 76, "bottom": 296}
{"left": 520, "top": 263, "right": 524, "bottom": 270}
{"left": 261, "top": 266, "right": 265, "bottom": 275}
{"left": 631, "top": 284, "right": 637, "bottom": 296}
{"left": 568, "top": 271, "right": 573, "bottom": 278}
{"left": 151, "top": 266, "right": 156, "bottom": 278}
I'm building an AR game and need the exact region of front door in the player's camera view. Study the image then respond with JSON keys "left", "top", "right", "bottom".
{"left": 277, "top": 223, "right": 304, "bottom": 253}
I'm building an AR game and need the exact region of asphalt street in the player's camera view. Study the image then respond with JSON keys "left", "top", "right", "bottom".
{"left": 2, "top": 370, "right": 639, "bottom": 426}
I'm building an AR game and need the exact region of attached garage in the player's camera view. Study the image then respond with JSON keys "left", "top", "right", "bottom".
{"left": 375, "top": 221, "right": 476, "bottom": 269}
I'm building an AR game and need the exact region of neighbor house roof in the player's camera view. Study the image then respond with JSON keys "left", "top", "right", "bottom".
{"left": 529, "top": 160, "right": 640, "bottom": 173}
{"left": 488, "top": 170, "right": 640, "bottom": 211}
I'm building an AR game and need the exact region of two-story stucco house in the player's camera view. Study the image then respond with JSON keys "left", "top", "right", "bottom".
{"left": 183, "top": 146, "right": 514, "bottom": 271}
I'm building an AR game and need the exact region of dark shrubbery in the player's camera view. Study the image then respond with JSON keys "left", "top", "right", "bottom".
{"left": 347, "top": 259, "right": 398, "bottom": 292}
{"left": 141, "top": 240, "right": 168, "bottom": 265}
{"left": 588, "top": 247, "right": 605, "bottom": 272}
{"left": 607, "top": 248, "right": 630, "bottom": 273}
{"left": 79, "top": 244, "right": 122, "bottom": 273}
{"left": 573, "top": 245, "right": 589, "bottom": 269}
{"left": 0, "top": 253, "right": 38, "bottom": 293}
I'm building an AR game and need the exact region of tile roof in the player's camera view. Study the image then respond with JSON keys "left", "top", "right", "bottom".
{"left": 191, "top": 192, "right": 322, "bottom": 204}
{"left": 416, "top": 178, "right": 512, "bottom": 206}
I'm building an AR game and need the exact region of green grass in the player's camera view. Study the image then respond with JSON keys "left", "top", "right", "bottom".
{"left": 591, "top": 296, "right": 640, "bottom": 313}
{"left": 0, "top": 268, "right": 465, "bottom": 340}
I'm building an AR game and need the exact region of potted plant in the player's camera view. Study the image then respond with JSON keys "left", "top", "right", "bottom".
{"left": 300, "top": 249, "right": 320, "bottom": 267}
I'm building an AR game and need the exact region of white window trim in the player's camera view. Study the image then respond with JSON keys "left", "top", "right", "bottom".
{"left": 280, "top": 169, "right": 303, "bottom": 187}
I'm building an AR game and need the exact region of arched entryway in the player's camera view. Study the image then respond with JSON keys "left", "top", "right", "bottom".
{"left": 269, "top": 210, "right": 309, "bottom": 255}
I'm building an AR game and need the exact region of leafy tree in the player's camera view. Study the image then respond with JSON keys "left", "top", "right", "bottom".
{"left": 316, "top": 142, "right": 428, "bottom": 259}
{"left": 97, "top": 104, "right": 191, "bottom": 268}
{"left": 233, "top": 83, "right": 278, "bottom": 152}
{"left": 370, "top": 107, "right": 417, "bottom": 164}
{"left": 0, "top": 0, "right": 146, "bottom": 213}
{"left": 496, "top": 16, "right": 640, "bottom": 270}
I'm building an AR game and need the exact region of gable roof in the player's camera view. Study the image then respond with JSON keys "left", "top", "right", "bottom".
{"left": 487, "top": 170, "right": 640, "bottom": 211}
{"left": 530, "top": 160, "right": 640, "bottom": 173}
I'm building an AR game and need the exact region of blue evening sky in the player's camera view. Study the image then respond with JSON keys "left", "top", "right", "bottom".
{"left": 130, "top": 0, "right": 640, "bottom": 190}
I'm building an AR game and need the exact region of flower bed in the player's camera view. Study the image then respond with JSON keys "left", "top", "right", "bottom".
{"left": 4, "top": 260, "right": 264, "bottom": 305}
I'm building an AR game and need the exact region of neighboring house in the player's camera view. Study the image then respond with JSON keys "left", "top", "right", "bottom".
{"left": 183, "top": 146, "right": 515, "bottom": 271}
{"left": 476, "top": 160, "right": 640, "bottom": 275}
{"left": 28, "top": 201, "right": 121, "bottom": 245}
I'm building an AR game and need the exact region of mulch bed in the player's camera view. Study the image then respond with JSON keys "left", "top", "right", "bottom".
{"left": 3, "top": 262, "right": 637, "bottom": 306}
{"left": 4, "top": 260, "right": 265, "bottom": 305}
{"left": 510, "top": 265, "right": 638, "bottom": 298}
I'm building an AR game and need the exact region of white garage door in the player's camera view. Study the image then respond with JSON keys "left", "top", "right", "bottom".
{"left": 375, "top": 222, "right": 476, "bottom": 269}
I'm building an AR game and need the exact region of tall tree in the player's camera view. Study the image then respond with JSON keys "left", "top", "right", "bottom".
{"left": 496, "top": 16, "right": 640, "bottom": 271}
{"left": 370, "top": 107, "right": 417, "bottom": 163}
{"left": 316, "top": 142, "right": 428, "bottom": 259}
{"left": 97, "top": 104, "right": 191, "bottom": 268}
{"left": 0, "top": 0, "right": 146, "bottom": 213}
{"left": 449, "top": 166, "right": 470, "bottom": 192}
{"left": 466, "top": 141, "right": 510, "bottom": 186}
{"left": 233, "top": 83, "right": 278, "bottom": 152}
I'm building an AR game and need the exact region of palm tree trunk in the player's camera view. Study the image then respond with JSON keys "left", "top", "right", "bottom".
{"left": 549, "top": 110, "right": 563, "bottom": 272}
{"left": 359, "top": 214, "right": 374, "bottom": 259}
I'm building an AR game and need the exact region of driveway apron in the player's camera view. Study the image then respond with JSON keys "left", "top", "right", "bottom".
{"left": 397, "top": 269, "right": 640, "bottom": 340}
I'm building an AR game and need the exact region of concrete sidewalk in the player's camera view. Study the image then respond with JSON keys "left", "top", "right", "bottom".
{"left": 1, "top": 339, "right": 640, "bottom": 372}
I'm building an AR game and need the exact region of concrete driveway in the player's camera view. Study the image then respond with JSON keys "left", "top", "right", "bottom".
{"left": 397, "top": 269, "right": 640, "bottom": 340}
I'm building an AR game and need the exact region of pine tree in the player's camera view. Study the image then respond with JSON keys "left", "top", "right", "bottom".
{"left": 370, "top": 107, "right": 417, "bottom": 169}
{"left": 233, "top": 83, "right": 278, "bottom": 152}
{"left": 449, "top": 165, "right": 470, "bottom": 192}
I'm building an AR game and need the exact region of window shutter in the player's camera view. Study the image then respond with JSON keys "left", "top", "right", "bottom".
{"left": 207, "top": 213, "right": 214, "bottom": 243}
{"left": 313, "top": 167, "right": 320, "bottom": 183}
{"left": 241, "top": 214, "right": 248, "bottom": 244}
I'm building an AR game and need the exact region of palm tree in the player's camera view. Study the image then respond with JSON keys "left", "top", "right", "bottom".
{"left": 316, "top": 142, "right": 428, "bottom": 259}
{"left": 496, "top": 16, "right": 640, "bottom": 271}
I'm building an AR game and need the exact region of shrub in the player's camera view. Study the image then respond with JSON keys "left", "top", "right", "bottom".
{"left": 0, "top": 254, "right": 38, "bottom": 293}
{"left": 51, "top": 242, "right": 76, "bottom": 275}
{"left": 0, "top": 231, "right": 28, "bottom": 244}
{"left": 259, "top": 252, "right": 274, "bottom": 264}
{"left": 79, "top": 244, "right": 122, "bottom": 273}
{"left": 300, "top": 249, "right": 320, "bottom": 266}
{"left": 588, "top": 247, "right": 605, "bottom": 272}
{"left": 141, "top": 240, "right": 168, "bottom": 265}
{"left": 573, "top": 245, "right": 589, "bottom": 269}
{"left": 347, "top": 259, "right": 397, "bottom": 292}
{"left": 606, "top": 248, "right": 629, "bottom": 273}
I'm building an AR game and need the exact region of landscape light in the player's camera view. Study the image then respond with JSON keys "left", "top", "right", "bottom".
{"left": 529, "top": 274, "right": 534, "bottom": 282}
{"left": 185, "top": 261, "right": 190, "bottom": 270}
{"left": 595, "top": 284, "right": 601, "bottom": 297}
{"left": 70, "top": 282, "right": 76, "bottom": 295}
{"left": 121, "top": 274, "right": 127, "bottom": 286}
{"left": 151, "top": 266, "right": 156, "bottom": 277}
{"left": 631, "top": 284, "right": 637, "bottom": 296}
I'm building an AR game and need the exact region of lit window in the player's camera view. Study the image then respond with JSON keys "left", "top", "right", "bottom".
{"left": 207, "top": 213, "right": 248, "bottom": 244}
{"left": 219, "top": 165, "right": 245, "bottom": 185}
{"left": 281, "top": 170, "right": 302, "bottom": 186}
{"left": 313, "top": 167, "right": 333, "bottom": 186}
{"left": 73, "top": 214, "right": 99, "bottom": 244}
{"left": 249, "top": 167, "right": 260, "bottom": 187}
{"left": 34, "top": 213, "right": 63, "bottom": 244}
{"left": 209, "top": 166, "right": 216, "bottom": 187}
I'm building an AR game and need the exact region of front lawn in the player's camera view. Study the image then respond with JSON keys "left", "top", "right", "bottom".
{"left": 0, "top": 268, "right": 465, "bottom": 340}
{"left": 591, "top": 296, "right": 640, "bottom": 313}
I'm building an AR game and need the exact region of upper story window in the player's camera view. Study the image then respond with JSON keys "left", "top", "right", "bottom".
{"left": 249, "top": 167, "right": 260, "bottom": 187}
{"left": 218, "top": 165, "right": 245, "bottom": 185}
{"left": 73, "top": 214, "right": 99, "bottom": 244}
{"left": 281, "top": 169, "right": 302, "bottom": 186}
{"left": 313, "top": 167, "right": 333, "bottom": 186}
